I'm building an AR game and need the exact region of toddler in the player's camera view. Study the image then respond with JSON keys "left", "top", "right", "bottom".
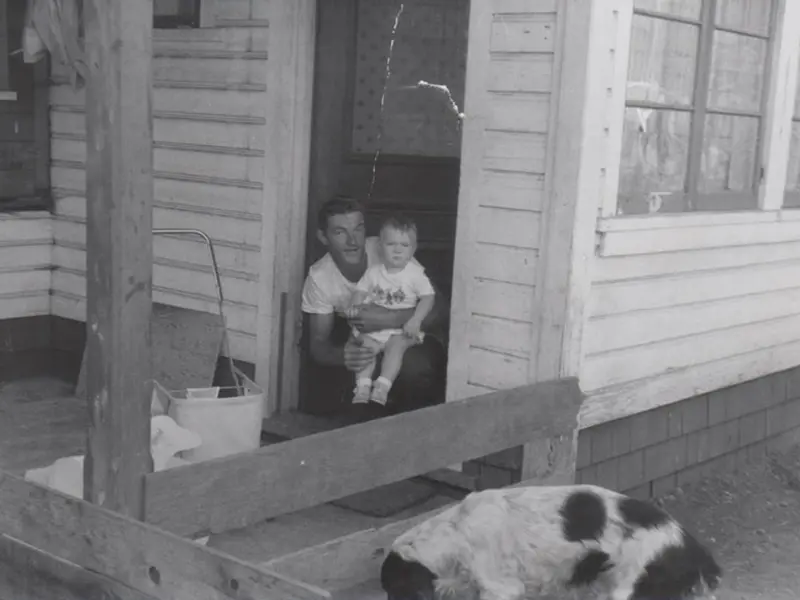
{"left": 345, "top": 214, "right": 435, "bottom": 405}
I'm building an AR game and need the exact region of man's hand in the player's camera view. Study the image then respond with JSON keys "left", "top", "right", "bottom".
{"left": 343, "top": 334, "right": 377, "bottom": 372}
{"left": 349, "top": 304, "right": 411, "bottom": 333}
{"left": 403, "top": 317, "right": 423, "bottom": 340}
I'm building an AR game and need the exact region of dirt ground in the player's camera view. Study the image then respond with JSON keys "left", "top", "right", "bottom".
{"left": 654, "top": 445, "right": 800, "bottom": 600}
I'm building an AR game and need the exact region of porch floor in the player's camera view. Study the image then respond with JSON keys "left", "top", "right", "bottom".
{"left": 0, "top": 376, "right": 453, "bottom": 594}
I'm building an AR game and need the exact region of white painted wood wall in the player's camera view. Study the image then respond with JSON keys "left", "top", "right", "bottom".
{"left": 446, "top": 0, "right": 558, "bottom": 402}
{"left": 579, "top": 0, "right": 800, "bottom": 428}
{"left": 0, "top": 213, "right": 52, "bottom": 319}
{"left": 48, "top": 0, "right": 267, "bottom": 363}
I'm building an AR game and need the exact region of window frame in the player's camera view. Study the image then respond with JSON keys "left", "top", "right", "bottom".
{"left": 619, "top": 0, "right": 779, "bottom": 215}
{"left": 784, "top": 58, "right": 800, "bottom": 208}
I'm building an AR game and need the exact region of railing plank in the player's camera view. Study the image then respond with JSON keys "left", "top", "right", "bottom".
{"left": 144, "top": 378, "right": 584, "bottom": 537}
{"left": 0, "top": 470, "right": 330, "bottom": 600}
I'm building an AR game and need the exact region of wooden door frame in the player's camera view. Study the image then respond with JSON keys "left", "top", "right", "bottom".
{"left": 255, "top": 0, "right": 316, "bottom": 417}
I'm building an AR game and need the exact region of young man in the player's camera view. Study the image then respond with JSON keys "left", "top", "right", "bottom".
{"left": 300, "top": 195, "right": 449, "bottom": 422}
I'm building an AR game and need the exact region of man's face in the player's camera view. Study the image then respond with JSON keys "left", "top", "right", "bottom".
{"left": 318, "top": 211, "right": 366, "bottom": 265}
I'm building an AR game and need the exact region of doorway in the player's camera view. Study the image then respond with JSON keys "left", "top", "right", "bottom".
{"left": 300, "top": 0, "right": 470, "bottom": 414}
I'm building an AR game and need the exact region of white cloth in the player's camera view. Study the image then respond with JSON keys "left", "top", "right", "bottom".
{"left": 355, "top": 262, "right": 434, "bottom": 344}
{"left": 301, "top": 236, "right": 425, "bottom": 315}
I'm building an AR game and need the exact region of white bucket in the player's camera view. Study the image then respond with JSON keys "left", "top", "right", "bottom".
{"left": 155, "top": 369, "right": 264, "bottom": 462}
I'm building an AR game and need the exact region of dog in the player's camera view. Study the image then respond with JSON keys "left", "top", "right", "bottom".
{"left": 380, "top": 484, "right": 721, "bottom": 600}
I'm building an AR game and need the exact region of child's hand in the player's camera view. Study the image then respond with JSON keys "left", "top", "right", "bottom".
{"left": 345, "top": 305, "right": 362, "bottom": 319}
{"left": 403, "top": 318, "right": 422, "bottom": 339}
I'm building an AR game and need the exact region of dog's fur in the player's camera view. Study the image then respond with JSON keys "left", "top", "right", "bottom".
{"left": 380, "top": 484, "right": 721, "bottom": 600}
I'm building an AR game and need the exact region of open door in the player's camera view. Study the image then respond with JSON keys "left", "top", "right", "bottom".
{"left": 300, "top": 0, "right": 470, "bottom": 415}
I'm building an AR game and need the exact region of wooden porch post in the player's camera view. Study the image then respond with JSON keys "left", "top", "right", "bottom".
{"left": 82, "top": 0, "right": 154, "bottom": 519}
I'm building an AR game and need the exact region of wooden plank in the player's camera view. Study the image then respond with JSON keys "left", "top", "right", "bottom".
{"left": 51, "top": 171, "right": 265, "bottom": 216}
{"left": 582, "top": 312, "right": 800, "bottom": 391}
{"left": 758, "top": 0, "right": 800, "bottom": 209}
{"left": 0, "top": 534, "right": 155, "bottom": 600}
{"left": 471, "top": 278, "right": 535, "bottom": 322}
{"left": 594, "top": 240, "right": 800, "bottom": 282}
{"left": 598, "top": 0, "right": 634, "bottom": 217}
{"left": 474, "top": 206, "right": 541, "bottom": 249}
{"left": 482, "top": 130, "right": 547, "bottom": 173}
{"left": 51, "top": 109, "right": 267, "bottom": 151}
{"left": 256, "top": 0, "right": 316, "bottom": 416}
{"left": 33, "top": 60, "right": 51, "bottom": 194}
{"left": 52, "top": 197, "right": 262, "bottom": 245}
{"left": 445, "top": 0, "right": 492, "bottom": 403}
{"left": 490, "top": 14, "right": 557, "bottom": 53}
{"left": 472, "top": 243, "right": 538, "bottom": 286}
{"left": 0, "top": 293, "right": 50, "bottom": 319}
{"left": 0, "top": 470, "right": 330, "bottom": 600}
{"left": 51, "top": 137, "right": 265, "bottom": 184}
{"left": 82, "top": 0, "right": 154, "bottom": 516}
{"left": 579, "top": 337, "right": 800, "bottom": 427}
{"left": 584, "top": 285, "right": 800, "bottom": 355}
{"left": 0, "top": 269, "right": 51, "bottom": 295}
{"left": 49, "top": 291, "right": 258, "bottom": 363}
{"left": 488, "top": 54, "right": 555, "bottom": 94}
{"left": 50, "top": 84, "right": 266, "bottom": 118}
{"left": 469, "top": 313, "right": 534, "bottom": 356}
{"left": 480, "top": 170, "right": 546, "bottom": 211}
{"left": 467, "top": 345, "right": 529, "bottom": 388}
{"left": 486, "top": 92, "right": 551, "bottom": 133}
{"left": 592, "top": 258, "right": 800, "bottom": 317}
{"left": 143, "top": 378, "right": 584, "bottom": 537}
{"left": 599, "top": 219, "right": 800, "bottom": 256}
{"left": 0, "top": 214, "right": 52, "bottom": 241}
{"left": 263, "top": 505, "right": 453, "bottom": 593}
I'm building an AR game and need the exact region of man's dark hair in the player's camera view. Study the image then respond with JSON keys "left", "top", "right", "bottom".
{"left": 380, "top": 213, "right": 419, "bottom": 239}
{"left": 317, "top": 195, "right": 366, "bottom": 232}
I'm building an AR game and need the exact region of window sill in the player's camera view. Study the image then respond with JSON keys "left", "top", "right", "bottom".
{"left": 598, "top": 208, "right": 800, "bottom": 233}
{"left": 596, "top": 209, "right": 800, "bottom": 257}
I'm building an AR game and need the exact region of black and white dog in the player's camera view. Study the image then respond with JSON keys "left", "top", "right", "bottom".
{"left": 380, "top": 484, "right": 721, "bottom": 600}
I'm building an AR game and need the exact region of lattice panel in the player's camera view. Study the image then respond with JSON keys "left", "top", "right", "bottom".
{"left": 350, "top": 0, "right": 468, "bottom": 158}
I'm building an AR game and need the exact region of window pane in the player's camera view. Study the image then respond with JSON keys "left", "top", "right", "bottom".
{"left": 700, "top": 114, "right": 759, "bottom": 193}
{"left": 715, "top": 0, "right": 772, "bottom": 36}
{"left": 618, "top": 108, "right": 692, "bottom": 215}
{"left": 786, "top": 123, "right": 800, "bottom": 192}
{"left": 634, "top": 0, "right": 701, "bottom": 20}
{"left": 707, "top": 31, "right": 768, "bottom": 113}
{"left": 626, "top": 15, "right": 699, "bottom": 106}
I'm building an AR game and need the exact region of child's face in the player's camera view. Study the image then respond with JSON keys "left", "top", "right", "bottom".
{"left": 380, "top": 227, "right": 415, "bottom": 269}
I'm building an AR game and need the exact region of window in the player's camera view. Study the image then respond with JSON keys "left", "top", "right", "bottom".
{"left": 617, "top": 0, "right": 777, "bottom": 215}
{"left": 154, "top": 0, "right": 202, "bottom": 29}
{"left": 785, "top": 55, "right": 800, "bottom": 208}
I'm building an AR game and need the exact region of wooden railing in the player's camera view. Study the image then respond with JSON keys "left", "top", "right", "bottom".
{"left": 0, "top": 378, "right": 584, "bottom": 599}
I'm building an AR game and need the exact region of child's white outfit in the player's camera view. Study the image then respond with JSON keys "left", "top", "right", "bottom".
{"left": 354, "top": 261, "right": 435, "bottom": 346}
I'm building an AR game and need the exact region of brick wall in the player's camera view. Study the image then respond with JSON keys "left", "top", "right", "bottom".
{"left": 465, "top": 367, "right": 800, "bottom": 497}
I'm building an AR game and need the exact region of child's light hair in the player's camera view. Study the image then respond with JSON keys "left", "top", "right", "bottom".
{"left": 380, "top": 213, "right": 419, "bottom": 244}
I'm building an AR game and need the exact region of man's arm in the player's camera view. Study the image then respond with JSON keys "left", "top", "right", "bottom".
{"left": 353, "top": 279, "right": 450, "bottom": 334}
{"left": 307, "top": 312, "right": 346, "bottom": 367}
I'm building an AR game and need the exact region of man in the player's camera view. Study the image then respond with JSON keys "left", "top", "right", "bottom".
{"left": 301, "top": 195, "right": 449, "bottom": 422}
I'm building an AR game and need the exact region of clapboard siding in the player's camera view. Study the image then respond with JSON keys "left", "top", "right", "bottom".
{"left": 0, "top": 214, "right": 52, "bottom": 319}
{"left": 449, "top": 0, "right": 557, "bottom": 395}
{"left": 582, "top": 223, "right": 800, "bottom": 399}
{"left": 48, "top": 20, "right": 270, "bottom": 363}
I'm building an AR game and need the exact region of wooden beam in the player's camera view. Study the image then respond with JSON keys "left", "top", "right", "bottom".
{"left": 758, "top": 0, "right": 800, "bottom": 210}
{"left": 144, "top": 378, "right": 584, "bottom": 537}
{"left": 82, "top": 0, "right": 155, "bottom": 518}
{"left": 255, "top": 0, "right": 316, "bottom": 416}
{"left": 0, "top": 469, "right": 330, "bottom": 600}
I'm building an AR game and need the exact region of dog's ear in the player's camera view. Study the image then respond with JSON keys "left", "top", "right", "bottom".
{"left": 381, "top": 551, "right": 437, "bottom": 599}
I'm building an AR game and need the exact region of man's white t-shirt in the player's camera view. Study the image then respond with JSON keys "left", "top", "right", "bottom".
{"left": 301, "top": 236, "right": 426, "bottom": 316}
